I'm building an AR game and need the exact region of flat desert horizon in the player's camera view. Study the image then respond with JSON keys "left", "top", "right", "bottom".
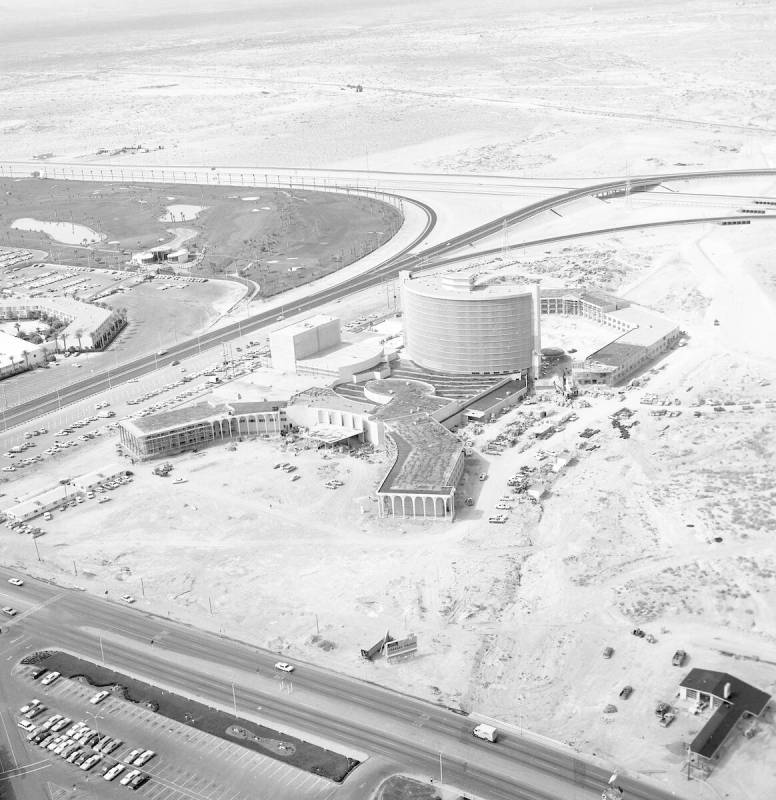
{"left": 1, "top": 0, "right": 774, "bottom": 176}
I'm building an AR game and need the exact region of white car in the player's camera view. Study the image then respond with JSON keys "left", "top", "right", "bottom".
{"left": 2, "top": 606, "right": 18, "bottom": 616}
{"left": 120, "top": 768, "right": 142, "bottom": 786}
{"left": 120, "top": 594, "right": 136, "bottom": 604}
{"left": 17, "top": 719, "right": 36, "bottom": 732}
{"left": 133, "top": 749, "right": 155, "bottom": 767}
{"left": 90, "top": 690, "right": 110, "bottom": 705}
{"left": 41, "top": 671, "right": 61, "bottom": 686}
{"left": 274, "top": 662, "right": 295, "bottom": 673}
{"left": 8, "top": 576, "right": 25, "bottom": 587}
{"left": 19, "top": 699, "right": 40, "bottom": 714}
{"left": 124, "top": 748, "right": 143, "bottom": 765}
{"left": 80, "top": 753, "right": 102, "bottom": 771}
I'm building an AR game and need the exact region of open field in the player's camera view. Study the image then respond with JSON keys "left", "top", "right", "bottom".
{"left": 1, "top": 0, "right": 775, "bottom": 179}
{"left": 0, "top": 178, "right": 402, "bottom": 291}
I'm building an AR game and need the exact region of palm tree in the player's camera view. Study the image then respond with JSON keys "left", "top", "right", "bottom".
{"left": 74, "top": 329, "right": 83, "bottom": 351}
{"left": 59, "top": 333, "right": 68, "bottom": 353}
{"left": 21, "top": 350, "right": 30, "bottom": 371}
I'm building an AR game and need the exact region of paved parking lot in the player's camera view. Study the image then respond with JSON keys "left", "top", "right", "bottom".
{"left": 25, "top": 669, "right": 339, "bottom": 800}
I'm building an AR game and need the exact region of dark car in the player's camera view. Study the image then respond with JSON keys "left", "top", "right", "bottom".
{"left": 619, "top": 685, "right": 633, "bottom": 699}
{"left": 130, "top": 773, "right": 150, "bottom": 791}
{"left": 31, "top": 668, "right": 47, "bottom": 680}
{"left": 672, "top": 649, "right": 687, "bottom": 667}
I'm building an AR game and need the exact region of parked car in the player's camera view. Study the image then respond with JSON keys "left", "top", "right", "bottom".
{"left": 90, "top": 690, "right": 110, "bottom": 705}
{"left": 134, "top": 750, "right": 155, "bottom": 767}
{"left": 103, "top": 763, "right": 125, "bottom": 781}
{"left": 619, "top": 685, "right": 633, "bottom": 699}
{"left": 672, "top": 649, "right": 687, "bottom": 667}
{"left": 41, "top": 671, "right": 60, "bottom": 686}
{"left": 602, "top": 646, "right": 614, "bottom": 659}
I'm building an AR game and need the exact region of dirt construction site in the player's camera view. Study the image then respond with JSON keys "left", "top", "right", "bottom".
{"left": 0, "top": 206, "right": 774, "bottom": 798}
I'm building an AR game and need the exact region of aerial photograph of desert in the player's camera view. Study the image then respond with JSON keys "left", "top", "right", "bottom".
{"left": 0, "top": 1, "right": 774, "bottom": 799}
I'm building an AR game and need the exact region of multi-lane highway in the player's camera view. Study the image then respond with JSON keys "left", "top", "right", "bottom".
{"left": 1, "top": 164, "right": 775, "bottom": 799}
{"left": 0, "top": 569, "right": 681, "bottom": 800}
{"left": 2, "top": 165, "right": 775, "bottom": 431}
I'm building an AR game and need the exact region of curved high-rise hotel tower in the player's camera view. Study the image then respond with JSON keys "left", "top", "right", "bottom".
{"left": 399, "top": 269, "right": 541, "bottom": 377}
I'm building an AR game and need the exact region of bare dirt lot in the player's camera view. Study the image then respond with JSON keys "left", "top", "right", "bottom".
{"left": 0, "top": 178, "right": 402, "bottom": 292}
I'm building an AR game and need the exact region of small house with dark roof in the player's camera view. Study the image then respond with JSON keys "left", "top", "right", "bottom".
{"left": 679, "top": 669, "right": 771, "bottom": 762}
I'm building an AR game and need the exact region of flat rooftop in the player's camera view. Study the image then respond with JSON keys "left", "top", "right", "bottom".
{"left": 120, "top": 402, "right": 229, "bottom": 436}
{"left": 379, "top": 414, "right": 463, "bottom": 494}
{"left": 462, "top": 376, "right": 528, "bottom": 414}
{"left": 404, "top": 268, "right": 537, "bottom": 301}
{"left": 297, "top": 337, "right": 383, "bottom": 372}
{"left": 585, "top": 341, "right": 647, "bottom": 370}
{"left": 608, "top": 305, "right": 679, "bottom": 346}
{"left": 367, "top": 378, "right": 453, "bottom": 420}
{"left": 272, "top": 314, "right": 339, "bottom": 339}
{"left": 290, "top": 386, "right": 375, "bottom": 416}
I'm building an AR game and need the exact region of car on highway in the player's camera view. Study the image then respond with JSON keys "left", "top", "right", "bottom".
{"left": 41, "top": 671, "right": 61, "bottom": 686}
{"left": 2, "top": 606, "right": 18, "bottom": 616}
{"left": 90, "top": 690, "right": 110, "bottom": 704}
{"left": 274, "top": 662, "right": 295, "bottom": 673}
{"left": 120, "top": 594, "right": 136, "bottom": 604}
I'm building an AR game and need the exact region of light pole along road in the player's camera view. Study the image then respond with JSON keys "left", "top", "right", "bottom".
{"left": 0, "top": 568, "right": 685, "bottom": 800}
{"left": 1, "top": 165, "right": 775, "bottom": 431}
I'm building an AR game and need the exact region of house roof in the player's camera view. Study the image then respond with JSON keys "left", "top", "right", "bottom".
{"left": 682, "top": 669, "right": 771, "bottom": 760}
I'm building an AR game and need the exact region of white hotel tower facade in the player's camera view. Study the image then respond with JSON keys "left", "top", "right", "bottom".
{"left": 399, "top": 270, "right": 541, "bottom": 378}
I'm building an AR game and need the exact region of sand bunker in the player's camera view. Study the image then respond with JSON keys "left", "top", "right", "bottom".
{"left": 159, "top": 204, "right": 208, "bottom": 222}
{"left": 11, "top": 218, "right": 103, "bottom": 245}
